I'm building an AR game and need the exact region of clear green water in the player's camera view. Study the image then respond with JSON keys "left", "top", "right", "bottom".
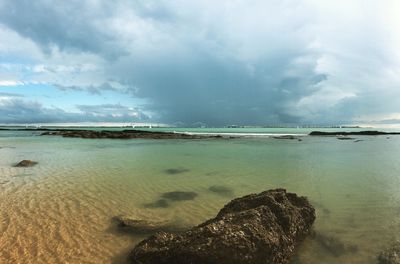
{"left": 0, "top": 129, "right": 400, "bottom": 263}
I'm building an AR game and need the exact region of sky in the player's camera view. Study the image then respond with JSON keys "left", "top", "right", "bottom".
{"left": 0, "top": 0, "right": 400, "bottom": 126}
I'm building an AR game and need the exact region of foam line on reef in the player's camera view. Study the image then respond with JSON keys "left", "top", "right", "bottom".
{"left": 177, "top": 131, "right": 308, "bottom": 137}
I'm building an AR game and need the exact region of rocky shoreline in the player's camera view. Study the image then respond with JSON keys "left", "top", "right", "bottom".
{"left": 40, "top": 129, "right": 224, "bottom": 139}
{"left": 13, "top": 160, "right": 38, "bottom": 167}
{"left": 3, "top": 127, "right": 400, "bottom": 139}
{"left": 41, "top": 129, "right": 400, "bottom": 139}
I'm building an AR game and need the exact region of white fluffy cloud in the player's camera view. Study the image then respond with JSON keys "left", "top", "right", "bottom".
{"left": 0, "top": 94, "right": 149, "bottom": 124}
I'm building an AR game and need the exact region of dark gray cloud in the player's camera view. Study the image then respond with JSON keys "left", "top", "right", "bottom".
{"left": 113, "top": 50, "right": 327, "bottom": 125}
{"left": 1, "top": 1, "right": 399, "bottom": 125}
{"left": 0, "top": 0, "right": 125, "bottom": 59}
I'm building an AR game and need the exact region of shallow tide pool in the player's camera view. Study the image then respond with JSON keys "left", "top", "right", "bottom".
{"left": 1, "top": 131, "right": 400, "bottom": 263}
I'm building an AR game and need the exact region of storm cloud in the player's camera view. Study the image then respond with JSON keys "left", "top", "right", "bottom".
{"left": 0, "top": 0, "right": 400, "bottom": 125}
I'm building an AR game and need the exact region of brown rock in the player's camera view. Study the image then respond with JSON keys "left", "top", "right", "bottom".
{"left": 114, "top": 216, "right": 174, "bottom": 234}
{"left": 14, "top": 160, "right": 38, "bottom": 167}
{"left": 128, "top": 188, "right": 315, "bottom": 264}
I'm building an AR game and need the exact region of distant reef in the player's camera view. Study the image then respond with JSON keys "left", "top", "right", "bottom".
{"left": 40, "top": 129, "right": 223, "bottom": 139}
{"left": 128, "top": 189, "right": 315, "bottom": 264}
{"left": 309, "top": 131, "right": 400, "bottom": 136}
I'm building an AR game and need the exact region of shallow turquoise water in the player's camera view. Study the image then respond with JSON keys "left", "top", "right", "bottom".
{"left": 0, "top": 129, "right": 400, "bottom": 263}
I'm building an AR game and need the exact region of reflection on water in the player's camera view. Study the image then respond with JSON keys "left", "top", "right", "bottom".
{"left": 0, "top": 133, "right": 400, "bottom": 263}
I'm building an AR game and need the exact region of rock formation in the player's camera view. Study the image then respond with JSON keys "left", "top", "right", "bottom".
{"left": 41, "top": 129, "right": 224, "bottom": 139}
{"left": 14, "top": 160, "right": 38, "bottom": 167}
{"left": 129, "top": 188, "right": 315, "bottom": 264}
{"left": 114, "top": 216, "right": 178, "bottom": 234}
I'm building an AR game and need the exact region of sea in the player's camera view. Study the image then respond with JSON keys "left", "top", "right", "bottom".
{"left": 0, "top": 127, "right": 400, "bottom": 263}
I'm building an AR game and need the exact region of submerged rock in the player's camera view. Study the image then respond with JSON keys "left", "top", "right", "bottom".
{"left": 322, "top": 208, "right": 331, "bottom": 216}
{"left": 14, "top": 160, "right": 38, "bottom": 167}
{"left": 161, "top": 191, "right": 198, "bottom": 201}
{"left": 272, "top": 135, "right": 299, "bottom": 140}
{"left": 312, "top": 232, "right": 358, "bottom": 257}
{"left": 378, "top": 242, "right": 400, "bottom": 264}
{"left": 208, "top": 185, "right": 234, "bottom": 196}
{"left": 144, "top": 191, "right": 198, "bottom": 209}
{"left": 114, "top": 216, "right": 175, "bottom": 234}
{"left": 164, "top": 168, "right": 190, "bottom": 175}
{"left": 129, "top": 188, "right": 315, "bottom": 264}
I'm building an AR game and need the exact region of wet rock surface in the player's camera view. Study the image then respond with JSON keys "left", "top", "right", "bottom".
{"left": 378, "top": 242, "right": 400, "bottom": 264}
{"left": 114, "top": 216, "right": 172, "bottom": 234}
{"left": 129, "top": 188, "right": 315, "bottom": 264}
{"left": 14, "top": 160, "right": 38, "bottom": 167}
{"left": 114, "top": 216, "right": 185, "bottom": 234}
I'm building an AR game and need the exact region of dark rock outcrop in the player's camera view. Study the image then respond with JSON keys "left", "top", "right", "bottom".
{"left": 14, "top": 160, "right": 38, "bottom": 167}
{"left": 41, "top": 129, "right": 225, "bottom": 140}
{"left": 129, "top": 188, "right": 315, "bottom": 264}
{"left": 310, "top": 131, "right": 400, "bottom": 136}
{"left": 378, "top": 242, "right": 400, "bottom": 264}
